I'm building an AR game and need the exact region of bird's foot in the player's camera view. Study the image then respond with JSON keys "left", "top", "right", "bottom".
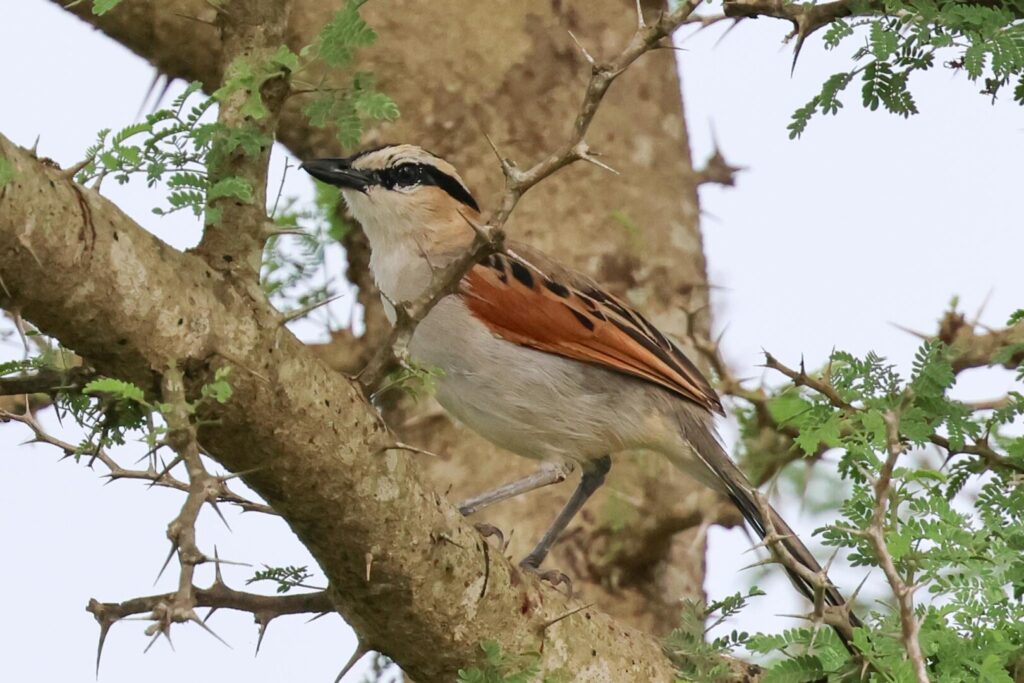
{"left": 518, "top": 560, "right": 573, "bottom": 598}
{"left": 474, "top": 522, "right": 509, "bottom": 553}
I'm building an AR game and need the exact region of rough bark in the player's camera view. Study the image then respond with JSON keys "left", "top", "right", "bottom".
{"left": 51, "top": 0, "right": 730, "bottom": 649}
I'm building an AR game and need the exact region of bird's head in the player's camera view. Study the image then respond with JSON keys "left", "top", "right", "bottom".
{"left": 301, "top": 144, "right": 481, "bottom": 301}
{"left": 301, "top": 144, "right": 480, "bottom": 239}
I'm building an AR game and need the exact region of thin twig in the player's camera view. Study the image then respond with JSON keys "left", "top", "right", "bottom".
{"left": 0, "top": 408, "right": 274, "bottom": 513}
{"left": 868, "top": 412, "right": 930, "bottom": 683}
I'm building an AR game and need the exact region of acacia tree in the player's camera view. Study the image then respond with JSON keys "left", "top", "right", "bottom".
{"left": 2, "top": 1, "right": 1023, "bottom": 682}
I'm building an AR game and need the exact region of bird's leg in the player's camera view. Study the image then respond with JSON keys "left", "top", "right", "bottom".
{"left": 519, "top": 455, "right": 611, "bottom": 571}
{"left": 457, "top": 461, "right": 575, "bottom": 516}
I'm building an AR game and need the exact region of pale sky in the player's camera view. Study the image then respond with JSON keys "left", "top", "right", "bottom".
{"left": 1, "top": 2, "right": 1021, "bottom": 682}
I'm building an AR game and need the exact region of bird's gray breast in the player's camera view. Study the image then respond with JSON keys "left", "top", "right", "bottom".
{"left": 405, "top": 296, "right": 663, "bottom": 463}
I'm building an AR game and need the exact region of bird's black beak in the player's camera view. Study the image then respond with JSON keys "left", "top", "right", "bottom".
{"left": 300, "top": 158, "right": 375, "bottom": 192}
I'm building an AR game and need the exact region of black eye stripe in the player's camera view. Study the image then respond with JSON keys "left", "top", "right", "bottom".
{"left": 378, "top": 162, "right": 480, "bottom": 213}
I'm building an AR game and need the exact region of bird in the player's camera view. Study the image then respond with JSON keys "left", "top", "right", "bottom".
{"left": 301, "top": 144, "right": 860, "bottom": 642}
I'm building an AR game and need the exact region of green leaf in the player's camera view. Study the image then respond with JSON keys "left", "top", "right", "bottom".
{"left": 200, "top": 367, "right": 234, "bottom": 404}
{"left": 887, "top": 528, "right": 912, "bottom": 560}
{"left": 0, "top": 358, "right": 44, "bottom": 377}
{"left": 766, "top": 392, "right": 813, "bottom": 426}
{"left": 354, "top": 91, "right": 400, "bottom": 121}
{"left": 910, "top": 340, "right": 954, "bottom": 398}
{"left": 316, "top": 0, "right": 377, "bottom": 67}
{"left": 92, "top": 0, "right": 122, "bottom": 15}
{"left": 965, "top": 44, "right": 987, "bottom": 80}
{"left": 208, "top": 176, "right": 254, "bottom": 203}
{"left": 240, "top": 91, "right": 269, "bottom": 120}
{"left": 269, "top": 45, "right": 300, "bottom": 73}
{"left": 823, "top": 20, "right": 854, "bottom": 50}
{"left": 334, "top": 98, "right": 363, "bottom": 149}
{"left": 303, "top": 94, "right": 337, "bottom": 129}
{"left": 899, "top": 406, "right": 933, "bottom": 443}
{"left": 481, "top": 640, "right": 502, "bottom": 665}
{"left": 794, "top": 413, "right": 843, "bottom": 455}
{"left": 763, "top": 654, "right": 824, "bottom": 683}
{"left": 83, "top": 378, "right": 147, "bottom": 404}
{"left": 870, "top": 22, "right": 899, "bottom": 60}
{"left": 978, "top": 653, "right": 1015, "bottom": 683}
{"left": 992, "top": 342, "right": 1024, "bottom": 366}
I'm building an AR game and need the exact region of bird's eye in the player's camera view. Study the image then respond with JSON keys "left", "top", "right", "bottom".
{"left": 392, "top": 164, "right": 420, "bottom": 186}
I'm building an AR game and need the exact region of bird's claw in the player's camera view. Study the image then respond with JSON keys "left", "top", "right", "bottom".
{"left": 519, "top": 562, "right": 573, "bottom": 598}
{"left": 474, "top": 522, "right": 508, "bottom": 552}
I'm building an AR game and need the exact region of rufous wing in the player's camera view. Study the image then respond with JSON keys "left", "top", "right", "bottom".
{"left": 459, "top": 248, "right": 723, "bottom": 415}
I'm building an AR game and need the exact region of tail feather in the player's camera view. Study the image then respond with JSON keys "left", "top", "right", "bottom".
{"left": 724, "top": 487, "right": 856, "bottom": 619}
{"left": 669, "top": 408, "right": 861, "bottom": 649}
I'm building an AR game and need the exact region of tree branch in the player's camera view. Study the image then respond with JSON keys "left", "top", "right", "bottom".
{"left": 0, "top": 407, "right": 274, "bottom": 514}
{"left": 87, "top": 583, "right": 333, "bottom": 665}
{"left": 869, "top": 412, "right": 929, "bottom": 683}
{"left": 722, "top": 0, "right": 866, "bottom": 34}
{"left": 0, "top": 365, "right": 94, "bottom": 397}
{"left": 194, "top": 0, "right": 292, "bottom": 279}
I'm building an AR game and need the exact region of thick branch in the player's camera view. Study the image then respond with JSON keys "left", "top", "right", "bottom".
{"left": 87, "top": 582, "right": 333, "bottom": 662}
{"left": 194, "top": 0, "right": 291, "bottom": 278}
{"left": 88, "top": 585, "right": 333, "bottom": 624}
{"left": 0, "top": 134, "right": 688, "bottom": 681}
{"left": 938, "top": 309, "right": 1024, "bottom": 373}
{"left": 0, "top": 365, "right": 94, "bottom": 396}
{"left": 722, "top": 0, "right": 865, "bottom": 36}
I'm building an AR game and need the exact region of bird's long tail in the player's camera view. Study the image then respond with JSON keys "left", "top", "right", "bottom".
{"left": 669, "top": 409, "right": 862, "bottom": 651}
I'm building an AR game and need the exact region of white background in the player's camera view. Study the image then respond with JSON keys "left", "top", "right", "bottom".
{"left": 1, "top": 2, "right": 1021, "bottom": 681}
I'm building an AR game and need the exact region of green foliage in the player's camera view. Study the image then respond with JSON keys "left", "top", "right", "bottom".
{"left": 247, "top": 565, "right": 317, "bottom": 594}
{"left": 664, "top": 587, "right": 765, "bottom": 682}
{"left": 200, "top": 367, "right": 234, "bottom": 404}
{"left": 77, "top": 0, "right": 397, "bottom": 222}
{"left": 788, "top": 72, "right": 852, "bottom": 138}
{"left": 83, "top": 377, "right": 148, "bottom": 405}
{"left": 301, "top": 3, "right": 400, "bottom": 148}
{"left": 374, "top": 361, "right": 445, "bottom": 401}
{"left": 75, "top": 82, "right": 245, "bottom": 218}
{"left": 303, "top": 71, "right": 399, "bottom": 149}
{"left": 0, "top": 357, "right": 44, "bottom": 377}
{"left": 60, "top": 376, "right": 152, "bottom": 454}
{"left": 724, "top": 311, "right": 1024, "bottom": 680}
{"left": 456, "top": 641, "right": 541, "bottom": 683}
{"left": 207, "top": 176, "right": 254, "bottom": 204}
{"left": 791, "top": 2, "right": 1024, "bottom": 136}
{"left": 213, "top": 46, "right": 299, "bottom": 121}
{"left": 310, "top": 0, "right": 377, "bottom": 68}
{"left": 48, "top": 363, "right": 233, "bottom": 458}
{"left": 92, "top": 0, "right": 122, "bottom": 15}
{"left": 0, "top": 155, "right": 16, "bottom": 189}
